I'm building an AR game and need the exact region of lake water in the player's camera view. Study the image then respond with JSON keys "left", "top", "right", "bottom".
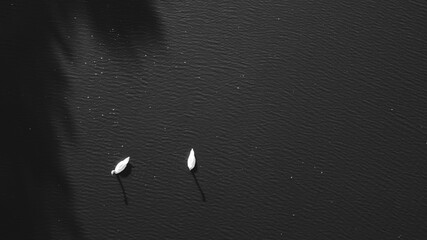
{"left": 2, "top": 1, "right": 427, "bottom": 239}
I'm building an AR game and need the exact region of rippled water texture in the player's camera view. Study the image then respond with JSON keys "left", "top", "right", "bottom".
{"left": 2, "top": 0, "right": 427, "bottom": 239}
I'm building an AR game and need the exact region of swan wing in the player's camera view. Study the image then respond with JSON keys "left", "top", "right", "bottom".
{"left": 187, "top": 149, "right": 196, "bottom": 170}
{"left": 115, "top": 157, "right": 130, "bottom": 174}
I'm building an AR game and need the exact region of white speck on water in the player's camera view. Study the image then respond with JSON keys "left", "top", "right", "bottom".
{"left": 292, "top": 214, "right": 295, "bottom": 216}
{"left": 290, "top": 176, "right": 293, "bottom": 179}
{"left": 321, "top": 171, "right": 324, "bottom": 174}
{"left": 236, "top": 86, "right": 240, "bottom": 89}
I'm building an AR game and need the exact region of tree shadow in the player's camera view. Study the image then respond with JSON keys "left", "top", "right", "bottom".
{"left": 86, "top": 0, "right": 162, "bottom": 37}
{"left": 85, "top": 0, "right": 164, "bottom": 56}
{"left": 1, "top": 0, "right": 162, "bottom": 239}
{"left": 1, "top": 1, "right": 80, "bottom": 239}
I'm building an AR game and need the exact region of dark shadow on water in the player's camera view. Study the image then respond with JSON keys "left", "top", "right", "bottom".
{"left": 191, "top": 171, "right": 206, "bottom": 202}
{"left": 120, "top": 163, "right": 134, "bottom": 178}
{"left": 1, "top": 0, "right": 162, "bottom": 239}
{"left": 116, "top": 163, "right": 133, "bottom": 205}
{"left": 115, "top": 163, "right": 134, "bottom": 205}
{"left": 186, "top": 149, "right": 205, "bottom": 202}
{"left": 116, "top": 175, "right": 128, "bottom": 205}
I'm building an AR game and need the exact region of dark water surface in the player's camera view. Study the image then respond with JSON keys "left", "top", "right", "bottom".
{"left": 2, "top": 0, "right": 427, "bottom": 239}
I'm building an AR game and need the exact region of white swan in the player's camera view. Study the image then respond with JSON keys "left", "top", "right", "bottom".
{"left": 111, "top": 157, "right": 130, "bottom": 175}
{"left": 187, "top": 148, "right": 196, "bottom": 171}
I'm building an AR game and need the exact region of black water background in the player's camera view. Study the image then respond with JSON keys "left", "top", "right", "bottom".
{"left": 2, "top": 1, "right": 427, "bottom": 239}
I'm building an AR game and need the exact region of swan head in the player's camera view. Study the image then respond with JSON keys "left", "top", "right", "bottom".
{"left": 111, "top": 170, "right": 116, "bottom": 175}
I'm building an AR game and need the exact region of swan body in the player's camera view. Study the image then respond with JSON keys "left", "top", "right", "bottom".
{"left": 111, "top": 157, "right": 130, "bottom": 175}
{"left": 187, "top": 148, "right": 196, "bottom": 171}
